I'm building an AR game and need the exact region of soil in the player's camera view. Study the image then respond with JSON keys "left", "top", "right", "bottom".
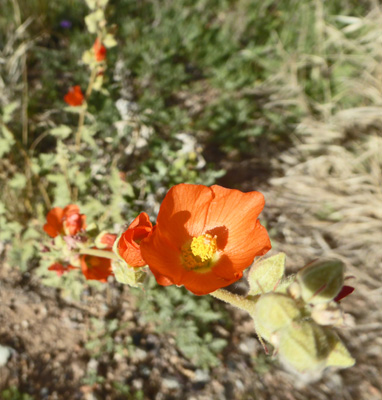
{"left": 1, "top": 245, "right": 381, "bottom": 400}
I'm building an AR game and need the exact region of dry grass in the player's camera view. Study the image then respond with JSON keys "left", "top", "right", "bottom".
{"left": 258, "top": 4, "right": 382, "bottom": 398}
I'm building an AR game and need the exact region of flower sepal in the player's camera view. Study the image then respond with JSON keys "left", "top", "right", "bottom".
{"left": 111, "top": 232, "right": 147, "bottom": 287}
{"left": 247, "top": 253, "right": 286, "bottom": 296}
{"left": 111, "top": 258, "right": 147, "bottom": 287}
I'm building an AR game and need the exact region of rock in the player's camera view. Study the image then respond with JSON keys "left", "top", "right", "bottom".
{"left": 0, "top": 345, "right": 13, "bottom": 366}
{"left": 162, "top": 376, "right": 181, "bottom": 390}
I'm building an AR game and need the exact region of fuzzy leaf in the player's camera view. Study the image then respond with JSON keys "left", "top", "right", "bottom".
{"left": 103, "top": 33, "right": 117, "bottom": 48}
{"left": 50, "top": 125, "right": 72, "bottom": 139}
{"left": 9, "top": 173, "right": 27, "bottom": 190}
{"left": 85, "top": 9, "right": 104, "bottom": 33}
{"left": 2, "top": 101, "right": 19, "bottom": 123}
{"left": 85, "top": 0, "right": 97, "bottom": 9}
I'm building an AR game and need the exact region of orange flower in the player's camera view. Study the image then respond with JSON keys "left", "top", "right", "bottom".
{"left": 44, "top": 205, "right": 86, "bottom": 238}
{"left": 48, "top": 262, "right": 78, "bottom": 277}
{"left": 64, "top": 85, "right": 84, "bottom": 106}
{"left": 140, "top": 184, "right": 271, "bottom": 295}
{"left": 93, "top": 38, "right": 107, "bottom": 62}
{"left": 117, "top": 212, "right": 153, "bottom": 267}
{"left": 80, "top": 251, "right": 113, "bottom": 282}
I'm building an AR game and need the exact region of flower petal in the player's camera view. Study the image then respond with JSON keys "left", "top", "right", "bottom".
{"left": 156, "top": 184, "right": 213, "bottom": 249}
{"left": 206, "top": 185, "right": 271, "bottom": 271}
{"left": 44, "top": 207, "right": 64, "bottom": 237}
{"left": 141, "top": 229, "right": 185, "bottom": 285}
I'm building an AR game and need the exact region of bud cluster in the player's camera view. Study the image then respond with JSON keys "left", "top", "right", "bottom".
{"left": 248, "top": 254, "right": 355, "bottom": 374}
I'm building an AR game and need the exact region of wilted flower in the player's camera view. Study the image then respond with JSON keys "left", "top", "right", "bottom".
{"left": 48, "top": 262, "right": 78, "bottom": 277}
{"left": 140, "top": 184, "right": 271, "bottom": 295}
{"left": 64, "top": 85, "right": 85, "bottom": 106}
{"left": 44, "top": 205, "right": 86, "bottom": 238}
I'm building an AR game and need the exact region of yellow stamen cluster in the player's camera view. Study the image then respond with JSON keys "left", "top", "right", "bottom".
{"left": 191, "top": 234, "right": 217, "bottom": 261}
{"left": 181, "top": 233, "right": 218, "bottom": 271}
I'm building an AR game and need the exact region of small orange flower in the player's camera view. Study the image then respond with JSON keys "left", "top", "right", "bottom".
{"left": 44, "top": 205, "right": 86, "bottom": 238}
{"left": 140, "top": 184, "right": 271, "bottom": 295}
{"left": 93, "top": 38, "right": 107, "bottom": 62}
{"left": 48, "top": 262, "right": 78, "bottom": 277}
{"left": 64, "top": 85, "right": 84, "bottom": 106}
{"left": 80, "top": 251, "right": 113, "bottom": 282}
{"left": 117, "top": 212, "right": 153, "bottom": 267}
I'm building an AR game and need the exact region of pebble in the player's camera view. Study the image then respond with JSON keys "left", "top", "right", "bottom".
{"left": 0, "top": 345, "right": 12, "bottom": 366}
{"left": 162, "top": 376, "right": 181, "bottom": 390}
{"left": 193, "top": 369, "right": 210, "bottom": 383}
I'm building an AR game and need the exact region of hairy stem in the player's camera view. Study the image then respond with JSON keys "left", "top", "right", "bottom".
{"left": 210, "top": 288, "right": 257, "bottom": 315}
{"left": 79, "top": 248, "right": 119, "bottom": 262}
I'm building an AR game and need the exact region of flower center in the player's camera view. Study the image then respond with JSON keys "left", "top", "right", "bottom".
{"left": 181, "top": 234, "right": 218, "bottom": 272}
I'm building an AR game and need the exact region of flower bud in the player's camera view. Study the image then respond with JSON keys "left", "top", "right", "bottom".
{"left": 248, "top": 253, "right": 286, "bottom": 296}
{"left": 324, "top": 329, "right": 355, "bottom": 369}
{"left": 252, "top": 293, "right": 301, "bottom": 343}
{"left": 296, "top": 259, "right": 345, "bottom": 305}
{"left": 278, "top": 321, "right": 329, "bottom": 373}
{"left": 112, "top": 259, "right": 146, "bottom": 287}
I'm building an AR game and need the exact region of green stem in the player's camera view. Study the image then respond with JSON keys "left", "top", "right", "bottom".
{"left": 210, "top": 288, "right": 257, "bottom": 315}
{"left": 75, "top": 67, "right": 97, "bottom": 151}
{"left": 79, "top": 248, "right": 119, "bottom": 262}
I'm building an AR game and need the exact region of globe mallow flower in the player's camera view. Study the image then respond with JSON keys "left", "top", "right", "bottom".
{"left": 43, "top": 205, "right": 86, "bottom": 238}
{"left": 139, "top": 184, "right": 271, "bottom": 295}
{"left": 64, "top": 85, "right": 84, "bottom": 106}
{"left": 80, "top": 251, "right": 113, "bottom": 282}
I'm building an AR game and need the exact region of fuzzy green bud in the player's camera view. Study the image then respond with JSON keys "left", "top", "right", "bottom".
{"left": 248, "top": 253, "right": 286, "bottom": 296}
{"left": 278, "top": 321, "right": 329, "bottom": 373}
{"left": 252, "top": 293, "right": 301, "bottom": 343}
{"left": 324, "top": 329, "right": 355, "bottom": 369}
{"left": 296, "top": 259, "right": 345, "bottom": 305}
{"left": 112, "top": 259, "right": 146, "bottom": 287}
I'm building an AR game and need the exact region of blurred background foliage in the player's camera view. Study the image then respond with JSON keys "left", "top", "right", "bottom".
{"left": 1, "top": 0, "right": 382, "bottom": 398}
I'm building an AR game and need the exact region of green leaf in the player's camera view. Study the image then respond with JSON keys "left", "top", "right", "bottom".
{"left": 103, "top": 33, "right": 117, "bottom": 48}
{"left": 0, "top": 123, "right": 16, "bottom": 157}
{"left": 2, "top": 101, "right": 19, "bottom": 123}
{"left": 248, "top": 253, "right": 286, "bottom": 296}
{"left": 85, "top": 9, "right": 104, "bottom": 33}
{"left": 9, "top": 173, "right": 27, "bottom": 190}
{"left": 50, "top": 125, "right": 72, "bottom": 139}
{"left": 85, "top": 0, "right": 97, "bottom": 9}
